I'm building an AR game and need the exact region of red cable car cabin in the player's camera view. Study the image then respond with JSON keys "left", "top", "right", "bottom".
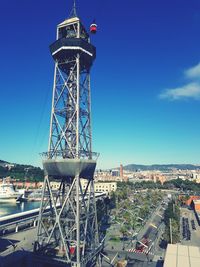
{"left": 90, "top": 23, "right": 97, "bottom": 34}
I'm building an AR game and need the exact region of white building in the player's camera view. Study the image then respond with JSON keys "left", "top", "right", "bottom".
{"left": 50, "top": 180, "right": 117, "bottom": 194}
{"left": 81, "top": 181, "right": 117, "bottom": 194}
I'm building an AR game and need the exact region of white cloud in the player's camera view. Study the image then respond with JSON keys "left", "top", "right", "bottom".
{"left": 185, "top": 62, "right": 200, "bottom": 79}
{"left": 159, "top": 62, "right": 200, "bottom": 101}
{"left": 159, "top": 82, "right": 200, "bottom": 100}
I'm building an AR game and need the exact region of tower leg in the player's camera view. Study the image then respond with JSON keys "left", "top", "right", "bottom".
{"left": 35, "top": 164, "right": 103, "bottom": 266}
{"left": 76, "top": 174, "right": 80, "bottom": 265}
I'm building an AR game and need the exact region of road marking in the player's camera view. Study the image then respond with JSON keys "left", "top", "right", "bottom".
{"left": 150, "top": 223, "right": 157, "bottom": 229}
{"left": 138, "top": 240, "right": 148, "bottom": 248}
{"left": 111, "top": 253, "right": 118, "bottom": 265}
{"left": 127, "top": 248, "right": 154, "bottom": 255}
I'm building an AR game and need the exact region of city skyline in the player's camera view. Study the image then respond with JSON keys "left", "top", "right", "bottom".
{"left": 1, "top": 0, "right": 200, "bottom": 169}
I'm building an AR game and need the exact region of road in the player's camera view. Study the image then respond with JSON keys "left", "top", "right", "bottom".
{"left": 137, "top": 203, "right": 165, "bottom": 245}
{"left": 0, "top": 228, "right": 36, "bottom": 267}
{"left": 103, "top": 201, "right": 167, "bottom": 266}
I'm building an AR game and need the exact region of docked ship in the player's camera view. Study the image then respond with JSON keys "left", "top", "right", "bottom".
{"left": 0, "top": 179, "right": 23, "bottom": 203}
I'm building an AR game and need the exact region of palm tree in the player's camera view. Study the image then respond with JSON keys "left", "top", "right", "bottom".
{"left": 119, "top": 226, "right": 128, "bottom": 250}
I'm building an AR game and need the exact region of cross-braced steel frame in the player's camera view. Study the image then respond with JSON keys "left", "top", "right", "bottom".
{"left": 48, "top": 55, "right": 92, "bottom": 160}
{"left": 35, "top": 15, "right": 102, "bottom": 267}
{"left": 36, "top": 174, "right": 100, "bottom": 266}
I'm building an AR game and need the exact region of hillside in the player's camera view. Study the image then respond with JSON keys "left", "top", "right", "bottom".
{"left": 0, "top": 159, "right": 44, "bottom": 181}
{"left": 0, "top": 160, "right": 9, "bottom": 167}
{"left": 124, "top": 164, "right": 200, "bottom": 171}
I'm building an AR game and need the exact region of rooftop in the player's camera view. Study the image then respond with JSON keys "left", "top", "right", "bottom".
{"left": 193, "top": 199, "right": 200, "bottom": 204}
{"left": 164, "top": 244, "right": 200, "bottom": 267}
{"left": 57, "top": 17, "right": 79, "bottom": 28}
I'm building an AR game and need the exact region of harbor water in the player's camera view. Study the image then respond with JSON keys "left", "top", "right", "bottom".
{"left": 0, "top": 201, "right": 41, "bottom": 217}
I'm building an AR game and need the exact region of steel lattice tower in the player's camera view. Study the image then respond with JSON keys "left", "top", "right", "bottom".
{"left": 34, "top": 4, "right": 102, "bottom": 267}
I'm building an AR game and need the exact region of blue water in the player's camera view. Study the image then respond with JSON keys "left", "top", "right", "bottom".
{"left": 0, "top": 202, "right": 41, "bottom": 217}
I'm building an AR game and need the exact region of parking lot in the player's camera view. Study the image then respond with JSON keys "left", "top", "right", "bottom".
{"left": 182, "top": 217, "right": 191, "bottom": 241}
{"left": 180, "top": 207, "right": 200, "bottom": 247}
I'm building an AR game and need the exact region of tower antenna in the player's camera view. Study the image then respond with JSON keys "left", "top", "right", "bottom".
{"left": 69, "top": 0, "right": 77, "bottom": 18}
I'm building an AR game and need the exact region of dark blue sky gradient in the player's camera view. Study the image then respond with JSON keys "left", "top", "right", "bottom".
{"left": 1, "top": 0, "right": 200, "bottom": 168}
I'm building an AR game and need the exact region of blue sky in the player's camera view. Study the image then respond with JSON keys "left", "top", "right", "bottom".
{"left": 1, "top": 0, "right": 200, "bottom": 169}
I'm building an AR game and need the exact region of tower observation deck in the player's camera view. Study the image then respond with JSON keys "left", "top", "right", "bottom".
{"left": 34, "top": 5, "right": 102, "bottom": 267}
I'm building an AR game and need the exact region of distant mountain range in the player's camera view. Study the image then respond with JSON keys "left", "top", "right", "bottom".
{"left": 123, "top": 164, "right": 200, "bottom": 171}
{"left": 1, "top": 159, "right": 200, "bottom": 177}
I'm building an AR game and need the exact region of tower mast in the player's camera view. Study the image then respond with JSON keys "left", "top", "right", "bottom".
{"left": 34, "top": 2, "right": 102, "bottom": 266}
{"left": 69, "top": 0, "right": 77, "bottom": 18}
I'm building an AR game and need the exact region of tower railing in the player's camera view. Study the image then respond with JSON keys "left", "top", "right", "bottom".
{"left": 40, "top": 150, "right": 99, "bottom": 160}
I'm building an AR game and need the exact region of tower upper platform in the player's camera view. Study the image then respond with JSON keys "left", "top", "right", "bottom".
{"left": 50, "top": 16, "right": 96, "bottom": 71}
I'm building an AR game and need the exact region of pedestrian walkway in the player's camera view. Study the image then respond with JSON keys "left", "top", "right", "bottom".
{"left": 127, "top": 248, "right": 154, "bottom": 256}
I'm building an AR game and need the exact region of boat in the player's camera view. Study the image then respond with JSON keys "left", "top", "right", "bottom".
{"left": 0, "top": 179, "right": 23, "bottom": 203}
